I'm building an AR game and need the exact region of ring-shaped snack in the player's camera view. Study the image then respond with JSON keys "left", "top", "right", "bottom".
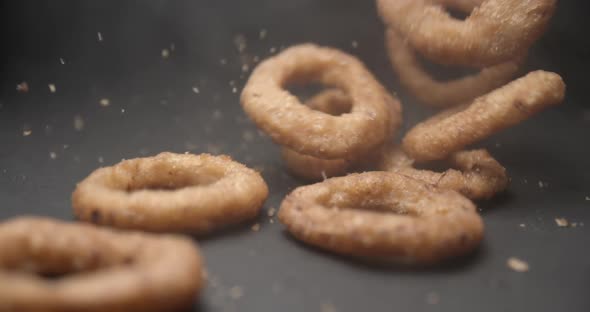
{"left": 72, "top": 152, "right": 269, "bottom": 234}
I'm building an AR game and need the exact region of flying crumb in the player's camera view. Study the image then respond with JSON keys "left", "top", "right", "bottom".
{"left": 22, "top": 129, "right": 32, "bottom": 136}
{"left": 59, "top": 57, "right": 66, "bottom": 65}
{"left": 507, "top": 257, "right": 529, "bottom": 272}
{"left": 555, "top": 218, "right": 569, "bottom": 227}
{"left": 519, "top": 223, "right": 526, "bottom": 228}
{"left": 241, "top": 64, "right": 250, "bottom": 72}
{"left": 121, "top": 108, "right": 125, "bottom": 113}
{"left": 97, "top": 32, "right": 103, "bottom": 42}
{"left": 259, "top": 29, "right": 267, "bottom": 40}
{"left": 269, "top": 219, "right": 275, "bottom": 224}
{"left": 49, "top": 152, "right": 57, "bottom": 160}
{"left": 16, "top": 82, "right": 29, "bottom": 93}
{"left": 351, "top": 40, "right": 359, "bottom": 48}
{"left": 192, "top": 87, "right": 200, "bottom": 94}
{"left": 242, "top": 131, "right": 255, "bottom": 142}
{"left": 267, "top": 207, "right": 276, "bottom": 217}
{"left": 269, "top": 47, "right": 277, "bottom": 54}
{"left": 99, "top": 98, "right": 110, "bottom": 107}
{"left": 73, "top": 115, "right": 85, "bottom": 131}
{"left": 229, "top": 286, "right": 243, "bottom": 300}
{"left": 571, "top": 222, "right": 578, "bottom": 228}
{"left": 232, "top": 87, "right": 237, "bottom": 93}
{"left": 161, "top": 49, "right": 170, "bottom": 59}
{"left": 98, "top": 156, "right": 104, "bottom": 164}
{"left": 251, "top": 223, "right": 261, "bottom": 232}
{"left": 321, "top": 171, "right": 328, "bottom": 180}
{"left": 253, "top": 56, "right": 260, "bottom": 63}
{"left": 48, "top": 84, "right": 56, "bottom": 93}
{"left": 320, "top": 302, "right": 337, "bottom": 312}
{"left": 585, "top": 196, "right": 590, "bottom": 201}
{"left": 426, "top": 292, "right": 440, "bottom": 305}
{"left": 538, "top": 181, "right": 543, "bottom": 188}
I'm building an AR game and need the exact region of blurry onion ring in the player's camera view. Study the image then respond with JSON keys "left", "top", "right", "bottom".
{"left": 278, "top": 172, "right": 484, "bottom": 264}
{"left": 402, "top": 70, "right": 565, "bottom": 162}
{"left": 73, "top": 152, "right": 269, "bottom": 234}
{"left": 385, "top": 28, "right": 524, "bottom": 108}
{"left": 374, "top": 146, "right": 508, "bottom": 200}
{"left": 377, "top": 0, "right": 557, "bottom": 67}
{"left": 0, "top": 217, "right": 204, "bottom": 312}
{"left": 241, "top": 44, "right": 402, "bottom": 159}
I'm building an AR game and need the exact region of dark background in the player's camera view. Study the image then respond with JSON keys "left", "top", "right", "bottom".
{"left": 1, "top": 1, "right": 589, "bottom": 311}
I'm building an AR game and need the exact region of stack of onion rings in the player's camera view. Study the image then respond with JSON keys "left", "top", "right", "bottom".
{"left": 73, "top": 152, "right": 269, "bottom": 234}
{"left": 0, "top": 217, "right": 204, "bottom": 312}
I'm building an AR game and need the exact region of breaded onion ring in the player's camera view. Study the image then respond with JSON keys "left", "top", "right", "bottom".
{"left": 241, "top": 44, "right": 402, "bottom": 159}
{"left": 278, "top": 172, "right": 484, "bottom": 264}
{"left": 0, "top": 217, "right": 204, "bottom": 312}
{"left": 281, "top": 90, "right": 353, "bottom": 180}
{"left": 385, "top": 28, "right": 523, "bottom": 108}
{"left": 72, "top": 152, "right": 269, "bottom": 234}
{"left": 377, "top": 0, "right": 557, "bottom": 67}
{"left": 374, "top": 146, "right": 508, "bottom": 200}
{"left": 402, "top": 70, "right": 565, "bottom": 162}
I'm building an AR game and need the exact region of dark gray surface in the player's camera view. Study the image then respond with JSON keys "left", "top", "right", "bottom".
{"left": 1, "top": 1, "right": 589, "bottom": 311}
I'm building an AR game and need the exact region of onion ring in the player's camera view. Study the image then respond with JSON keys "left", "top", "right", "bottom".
{"left": 402, "top": 70, "right": 565, "bottom": 162}
{"left": 281, "top": 90, "right": 353, "bottom": 180}
{"left": 0, "top": 217, "right": 204, "bottom": 312}
{"left": 385, "top": 28, "right": 524, "bottom": 108}
{"left": 377, "top": 0, "right": 557, "bottom": 67}
{"left": 374, "top": 146, "right": 508, "bottom": 200}
{"left": 72, "top": 152, "right": 269, "bottom": 234}
{"left": 241, "top": 43, "right": 402, "bottom": 159}
{"left": 278, "top": 172, "right": 484, "bottom": 264}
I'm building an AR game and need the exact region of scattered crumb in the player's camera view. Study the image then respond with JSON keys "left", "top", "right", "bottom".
{"left": 49, "top": 152, "right": 57, "bottom": 160}
{"left": 98, "top": 156, "right": 104, "bottom": 164}
{"left": 22, "top": 129, "right": 32, "bottom": 136}
{"left": 351, "top": 40, "right": 359, "bottom": 48}
{"left": 192, "top": 87, "right": 200, "bottom": 94}
{"left": 585, "top": 196, "right": 590, "bottom": 201}
{"left": 571, "top": 222, "right": 577, "bottom": 228}
{"left": 220, "top": 58, "right": 227, "bottom": 65}
{"left": 269, "top": 219, "right": 275, "bottom": 224}
{"left": 229, "top": 286, "right": 243, "bottom": 300}
{"left": 234, "top": 34, "right": 247, "bottom": 52}
{"left": 507, "top": 257, "right": 529, "bottom": 272}
{"left": 321, "top": 171, "right": 328, "bottom": 180}
{"left": 97, "top": 32, "right": 103, "bottom": 42}
{"left": 426, "top": 292, "right": 440, "bottom": 305}
{"left": 242, "top": 131, "right": 255, "bottom": 142}
{"left": 269, "top": 47, "right": 277, "bottom": 54}
{"left": 16, "top": 82, "right": 29, "bottom": 93}
{"left": 212, "top": 109, "right": 223, "bottom": 120}
{"left": 268, "top": 207, "right": 276, "bottom": 217}
{"left": 231, "top": 87, "right": 237, "bottom": 93}
{"left": 555, "top": 218, "right": 569, "bottom": 227}
{"left": 251, "top": 223, "right": 261, "bottom": 232}
{"left": 48, "top": 84, "right": 56, "bottom": 93}
{"left": 259, "top": 29, "right": 267, "bottom": 40}
{"left": 519, "top": 223, "right": 526, "bottom": 228}
{"left": 99, "top": 98, "right": 110, "bottom": 107}
{"left": 523, "top": 178, "right": 528, "bottom": 184}
{"left": 59, "top": 57, "right": 65, "bottom": 65}
{"left": 121, "top": 108, "right": 126, "bottom": 113}
{"left": 320, "top": 302, "right": 337, "bottom": 312}
{"left": 253, "top": 56, "right": 260, "bottom": 63}
{"left": 161, "top": 48, "right": 170, "bottom": 59}
{"left": 241, "top": 64, "right": 250, "bottom": 72}
{"left": 73, "top": 115, "right": 85, "bottom": 131}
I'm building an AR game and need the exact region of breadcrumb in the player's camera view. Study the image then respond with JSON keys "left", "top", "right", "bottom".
{"left": 22, "top": 129, "right": 32, "bottom": 136}
{"left": 555, "top": 218, "right": 568, "bottom": 227}
{"left": 161, "top": 49, "right": 170, "bottom": 59}
{"left": 48, "top": 84, "right": 56, "bottom": 93}
{"left": 351, "top": 40, "right": 359, "bottom": 48}
{"left": 267, "top": 207, "right": 276, "bottom": 217}
{"left": 16, "top": 82, "right": 29, "bottom": 93}
{"left": 99, "top": 98, "right": 110, "bottom": 107}
{"left": 49, "top": 152, "right": 57, "bottom": 160}
{"left": 259, "top": 29, "right": 267, "bottom": 40}
{"left": 73, "top": 115, "right": 85, "bottom": 131}
{"left": 251, "top": 223, "right": 261, "bottom": 232}
{"left": 507, "top": 257, "right": 529, "bottom": 272}
{"left": 97, "top": 32, "right": 103, "bottom": 42}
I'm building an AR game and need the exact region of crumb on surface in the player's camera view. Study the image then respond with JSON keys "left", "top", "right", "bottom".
{"left": 585, "top": 196, "right": 590, "bottom": 201}
{"left": 48, "top": 84, "right": 56, "bottom": 93}
{"left": 192, "top": 87, "right": 200, "bottom": 94}
{"left": 97, "top": 156, "right": 104, "bottom": 163}
{"left": 73, "top": 115, "right": 85, "bottom": 131}
{"left": 267, "top": 207, "right": 276, "bottom": 217}
{"left": 555, "top": 218, "right": 569, "bottom": 227}
{"left": 161, "top": 49, "right": 170, "bottom": 59}
{"left": 269, "top": 47, "right": 277, "bottom": 54}
{"left": 23, "top": 129, "right": 32, "bottom": 136}
{"left": 507, "top": 257, "right": 529, "bottom": 272}
{"left": 229, "top": 286, "right": 243, "bottom": 300}
{"left": 16, "top": 82, "right": 29, "bottom": 93}
{"left": 251, "top": 223, "right": 261, "bottom": 232}
{"left": 59, "top": 57, "right": 65, "bottom": 64}
{"left": 97, "top": 32, "right": 103, "bottom": 41}
{"left": 351, "top": 40, "right": 358, "bottom": 48}
{"left": 519, "top": 223, "right": 526, "bottom": 228}
{"left": 99, "top": 98, "right": 110, "bottom": 107}
{"left": 49, "top": 152, "right": 57, "bottom": 160}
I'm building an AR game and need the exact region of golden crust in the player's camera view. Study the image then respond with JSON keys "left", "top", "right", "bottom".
{"left": 377, "top": 0, "right": 557, "bottom": 67}
{"left": 278, "top": 172, "right": 484, "bottom": 264}
{"left": 72, "top": 152, "right": 269, "bottom": 234}
{"left": 0, "top": 217, "right": 204, "bottom": 312}
{"left": 385, "top": 28, "right": 523, "bottom": 108}
{"left": 402, "top": 70, "right": 565, "bottom": 162}
{"left": 241, "top": 44, "right": 402, "bottom": 159}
